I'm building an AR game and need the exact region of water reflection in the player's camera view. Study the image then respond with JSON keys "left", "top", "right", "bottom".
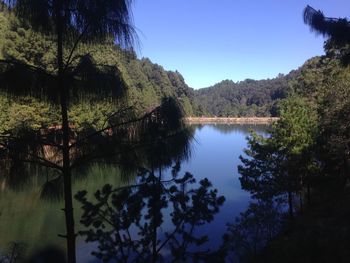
{"left": 222, "top": 200, "right": 283, "bottom": 262}
{"left": 0, "top": 164, "right": 127, "bottom": 256}
{"left": 0, "top": 124, "right": 277, "bottom": 262}
{"left": 0, "top": 107, "right": 195, "bottom": 261}
{"left": 76, "top": 165, "right": 225, "bottom": 262}
{"left": 192, "top": 124, "right": 270, "bottom": 135}
{"left": 0, "top": 242, "right": 27, "bottom": 263}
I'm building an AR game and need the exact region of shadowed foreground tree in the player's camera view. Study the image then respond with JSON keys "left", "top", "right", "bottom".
{"left": 0, "top": 1, "right": 139, "bottom": 262}
{"left": 75, "top": 166, "right": 225, "bottom": 263}
{"left": 303, "top": 5, "right": 350, "bottom": 45}
{"left": 304, "top": 5, "right": 350, "bottom": 65}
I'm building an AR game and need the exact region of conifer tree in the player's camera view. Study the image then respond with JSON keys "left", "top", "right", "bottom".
{"left": 0, "top": 1, "right": 136, "bottom": 262}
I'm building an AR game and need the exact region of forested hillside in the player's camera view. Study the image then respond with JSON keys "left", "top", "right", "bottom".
{"left": 0, "top": 9, "right": 199, "bottom": 133}
{"left": 193, "top": 71, "right": 301, "bottom": 117}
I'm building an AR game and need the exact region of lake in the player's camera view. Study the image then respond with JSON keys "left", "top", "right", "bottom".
{"left": 0, "top": 124, "right": 268, "bottom": 262}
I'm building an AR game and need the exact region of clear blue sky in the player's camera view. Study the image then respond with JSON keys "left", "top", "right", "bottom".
{"left": 132, "top": 1, "right": 350, "bottom": 89}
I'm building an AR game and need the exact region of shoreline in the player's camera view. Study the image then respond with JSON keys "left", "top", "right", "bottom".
{"left": 185, "top": 117, "right": 279, "bottom": 124}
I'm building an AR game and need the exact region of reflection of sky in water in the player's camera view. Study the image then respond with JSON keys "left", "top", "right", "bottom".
{"left": 180, "top": 125, "right": 267, "bottom": 248}
{"left": 76, "top": 124, "right": 269, "bottom": 262}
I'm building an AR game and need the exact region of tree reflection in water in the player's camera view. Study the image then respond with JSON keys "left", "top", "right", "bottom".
{"left": 0, "top": 242, "right": 26, "bottom": 263}
{"left": 76, "top": 164, "right": 225, "bottom": 262}
{"left": 222, "top": 200, "right": 283, "bottom": 262}
{"left": 0, "top": 119, "right": 286, "bottom": 262}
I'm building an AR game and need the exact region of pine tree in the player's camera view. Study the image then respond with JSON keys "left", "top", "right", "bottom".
{"left": 0, "top": 1, "right": 136, "bottom": 262}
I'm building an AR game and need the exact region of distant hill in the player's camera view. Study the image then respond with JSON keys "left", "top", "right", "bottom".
{"left": 193, "top": 70, "right": 300, "bottom": 117}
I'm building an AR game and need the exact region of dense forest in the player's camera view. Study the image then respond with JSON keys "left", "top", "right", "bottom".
{"left": 0, "top": 8, "right": 200, "bottom": 135}
{"left": 193, "top": 73, "right": 296, "bottom": 117}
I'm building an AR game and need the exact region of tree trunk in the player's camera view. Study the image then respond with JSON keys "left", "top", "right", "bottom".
{"left": 307, "top": 182, "right": 311, "bottom": 205}
{"left": 60, "top": 83, "right": 76, "bottom": 263}
{"left": 151, "top": 168, "right": 161, "bottom": 263}
{"left": 56, "top": 6, "right": 76, "bottom": 263}
{"left": 299, "top": 176, "right": 303, "bottom": 213}
{"left": 288, "top": 191, "right": 294, "bottom": 219}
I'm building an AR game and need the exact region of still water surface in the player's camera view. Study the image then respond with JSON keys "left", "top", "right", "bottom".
{"left": 0, "top": 124, "right": 267, "bottom": 261}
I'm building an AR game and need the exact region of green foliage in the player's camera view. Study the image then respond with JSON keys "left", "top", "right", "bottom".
{"left": 272, "top": 96, "right": 318, "bottom": 155}
{"left": 68, "top": 100, "right": 115, "bottom": 132}
{"left": 290, "top": 40, "right": 350, "bottom": 191}
{"left": 8, "top": 98, "right": 51, "bottom": 132}
{"left": 0, "top": 95, "right": 59, "bottom": 134}
{"left": 0, "top": 95, "right": 10, "bottom": 133}
{"left": 194, "top": 75, "right": 294, "bottom": 117}
{"left": 0, "top": 9, "right": 10, "bottom": 59}
{"left": 239, "top": 96, "right": 318, "bottom": 217}
{"left": 3, "top": 20, "right": 56, "bottom": 70}
{"left": 0, "top": 9, "right": 200, "bottom": 135}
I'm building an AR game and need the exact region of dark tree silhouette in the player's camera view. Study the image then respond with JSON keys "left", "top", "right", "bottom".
{"left": 303, "top": 5, "right": 350, "bottom": 45}
{"left": 0, "top": 1, "right": 137, "bottom": 262}
{"left": 75, "top": 165, "right": 225, "bottom": 263}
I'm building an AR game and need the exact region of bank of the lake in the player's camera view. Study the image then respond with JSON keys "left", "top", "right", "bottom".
{"left": 185, "top": 117, "right": 279, "bottom": 125}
